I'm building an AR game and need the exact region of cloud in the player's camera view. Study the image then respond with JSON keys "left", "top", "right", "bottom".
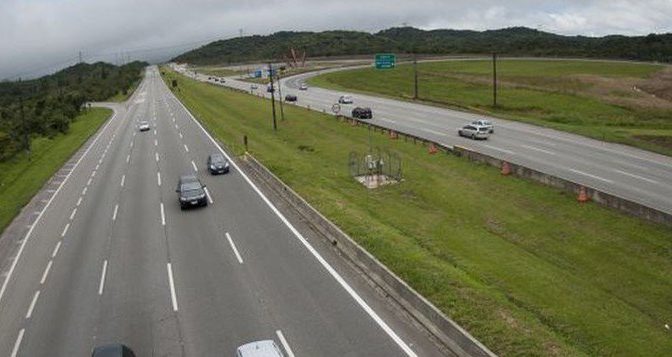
{"left": 1, "top": 0, "right": 670, "bottom": 79}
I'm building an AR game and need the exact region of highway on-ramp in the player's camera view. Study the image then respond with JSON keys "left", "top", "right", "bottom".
{"left": 0, "top": 66, "right": 448, "bottom": 356}
{"left": 191, "top": 65, "right": 672, "bottom": 216}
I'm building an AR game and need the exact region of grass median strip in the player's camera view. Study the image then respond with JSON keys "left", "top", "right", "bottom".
{"left": 163, "top": 67, "right": 672, "bottom": 356}
{"left": 0, "top": 107, "right": 111, "bottom": 233}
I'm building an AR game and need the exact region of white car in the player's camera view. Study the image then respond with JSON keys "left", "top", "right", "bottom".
{"left": 236, "top": 340, "right": 284, "bottom": 357}
{"left": 338, "top": 95, "right": 353, "bottom": 104}
{"left": 458, "top": 124, "right": 490, "bottom": 140}
{"left": 471, "top": 119, "right": 494, "bottom": 133}
{"left": 299, "top": 83, "right": 308, "bottom": 90}
{"left": 138, "top": 121, "right": 150, "bottom": 132}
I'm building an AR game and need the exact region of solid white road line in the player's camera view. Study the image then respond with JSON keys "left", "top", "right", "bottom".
{"left": 204, "top": 187, "right": 213, "bottom": 204}
{"left": 25, "top": 290, "right": 40, "bottom": 319}
{"left": 520, "top": 144, "right": 556, "bottom": 156}
{"left": 157, "top": 172, "right": 162, "bottom": 186}
{"left": 569, "top": 168, "right": 614, "bottom": 183}
{"left": 613, "top": 169, "right": 659, "bottom": 184}
{"left": 183, "top": 144, "right": 189, "bottom": 152}
{"left": 160, "top": 203, "right": 166, "bottom": 226}
{"left": 120, "top": 174, "right": 126, "bottom": 187}
{"left": 276, "top": 330, "right": 295, "bottom": 357}
{"left": 60, "top": 223, "right": 70, "bottom": 237}
{"left": 98, "top": 260, "right": 108, "bottom": 295}
{"left": 172, "top": 91, "right": 418, "bottom": 356}
{"left": 51, "top": 241, "right": 61, "bottom": 258}
{"left": 10, "top": 328, "right": 25, "bottom": 357}
{"left": 76, "top": 197, "right": 82, "bottom": 206}
{"left": 225, "top": 233, "right": 243, "bottom": 264}
{"left": 166, "top": 263, "right": 179, "bottom": 311}
{"left": 483, "top": 144, "right": 516, "bottom": 155}
{"left": 40, "top": 261, "right": 53, "bottom": 285}
{"left": 69, "top": 208, "right": 77, "bottom": 220}
{"left": 112, "top": 204, "right": 119, "bottom": 221}
{"left": 155, "top": 152, "right": 160, "bottom": 162}
{"left": 191, "top": 160, "right": 198, "bottom": 172}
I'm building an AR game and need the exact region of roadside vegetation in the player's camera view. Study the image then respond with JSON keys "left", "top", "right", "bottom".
{"left": 0, "top": 107, "right": 111, "bottom": 232}
{"left": 163, "top": 67, "right": 672, "bottom": 356}
{"left": 310, "top": 59, "right": 672, "bottom": 156}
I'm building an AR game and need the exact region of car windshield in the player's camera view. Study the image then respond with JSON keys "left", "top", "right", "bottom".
{"left": 211, "top": 155, "right": 225, "bottom": 164}
{"left": 181, "top": 181, "right": 201, "bottom": 191}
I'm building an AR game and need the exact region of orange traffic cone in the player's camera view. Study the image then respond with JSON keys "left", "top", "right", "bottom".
{"left": 501, "top": 161, "right": 511, "bottom": 176}
{"left": 428, "top": 143, "right": 438, "bottom": 154}
{"left": 577, "top": 186, "right": 590, "bottom": 203}
{"left": 389, "top": 130, "right": 398, "bottom": 139}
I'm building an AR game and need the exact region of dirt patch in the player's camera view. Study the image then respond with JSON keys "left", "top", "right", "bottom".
{"left": 639, "top": 66, "right": 672, "bottom": 101}
{"left": 633, "top": 134, "right": 672, "bottom": 149}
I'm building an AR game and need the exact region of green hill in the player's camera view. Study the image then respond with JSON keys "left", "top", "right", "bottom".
{"left": 173, "top": 26, "right": 672, "bottom": 65}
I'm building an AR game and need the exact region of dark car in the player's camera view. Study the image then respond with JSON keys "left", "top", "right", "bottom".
{"left": 207, "top": 153, "right": 230, "bottom": 175}
{"left": 284, "top": 94, "right": 297, "bottom": 102}
{"left": 352, "top": 107, "right": 373, "bottom": 119}
{"left": 176, "top": 175, "right": 208, "bottom": 209}
{"left": 92, "top": 344, "right": 136, "bottom": 357}
{"left": 266, "top": 84, "right": 274, "bottom": 93}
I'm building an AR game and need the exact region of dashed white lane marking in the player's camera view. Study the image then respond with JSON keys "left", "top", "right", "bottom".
{"left": 183, "top": 144, "right": 189, "bottom": 152}
{"left": 225, "top": 233, "right": 243, "bottom": 264}
{"left": 51, "top": 241, "right": 61, "bottom": 258}
{"left": 154, "top": 139, "right": 158, "bottom": 146}
{"left": 82, "top": 187, "right": 88, "bottom": 196}
{"left": 175, "top": 124, "right": 179, "bottom": 129}
{"left": 121, "top": 174, "right": 126, "bottom": 187}
{"left": 69, "top": 208, "right": 77, "bottom": 220}
{"left": 130, "top": 141, "right": 134, "bottom": 148}
{"left": 420, "top": 127, "right": 447, "bottom": 136}
{"left": 483, "top": 144, "right": 516, "bottom": 155}
{"left": 157, "top": 172, "right": 162, "bottom": 186}
{"left": 179, "top": 133, "right": 183, "bottom": 139}
{"left": 204, "top": 187, "right": 213, "bottom": 204}
{"left": 98, "top": 158, "right": 103, "bottom": 165}
{"left": 98, "top": 260, "right": 108, "bottom": 295}
{"left": 613, "top": 169, "right": 659, "bottom": 184}
{"left": 276, "top": 330, "right": 295, "bottom": 357}
{"left": 87, "top": 177, "right": 93, "bottom": 186}
{"left": 191, "top": 160, "right": 198, "bottom": 172}
{"left": 154, "top": 129, "right": 157, "bottom": 135}
{"left": 25, "top": 290, "right": 40, "bottom": 319}
{"left": 155, "top": 152, "right": 160, "bottom": 162}
{"left": 160, "top": 203, "right": 166, "bottom": 226}
{"left": 95, "top": 164, "right": 100, "bottom": 171}
{"left": 520, "top": 144, "right": 556, "bottom": 156}
{"left": 76, "top": 197, "right": 82, "bottom": 206}
{"left": 126, "top": 154, "right": 130, "bottom": 163}
{"left": 569, "top": 168, "right": 614, "bottom": 183}
{"left": 60, "top": 223, "right": 70, "bottom": 237}
{"left": 10, "top": 328, "right": 24, "bottom": 357}
{"left": 40, "top": 260, "right": 53, "bottom": 285}
{"left": 112, "top": 204, "right": 119, "bottom": 221}
{"left": 167, "top": 263, "right": 179, "bottom": 311}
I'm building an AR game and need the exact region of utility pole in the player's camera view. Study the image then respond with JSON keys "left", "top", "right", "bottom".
{"left": 492, "top": 53, "right": 498, "bottom": 108}
{"left": 268, "top": 63, "right": 277, "bottom": 131}
{"left": 276, "top": 70, "right": 285, "bottom": 121}
{"left": 413, "top": 54, "right": 419, "bottom": 100}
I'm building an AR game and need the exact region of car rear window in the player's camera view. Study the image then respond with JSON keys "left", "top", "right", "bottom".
{"left": 479, "top": 127, "right": 489, "bottom": 132}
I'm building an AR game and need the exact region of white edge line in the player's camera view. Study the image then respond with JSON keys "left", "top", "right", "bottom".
{"left": 276, "top": 330, "right": 295, "bottom": 357}
{"left": 98, "top": 260, "right": 108, "bottom": 295}
{"left": 204, "top": 187, "right": 213, "bottom": 204}
{"left": 40, "top": 260, "right": 53, "bottom": 285}
{"left": 167, "top": 263, "right": 179, "bottom": 311}
{"left": 25, "top": 290, "right": 40, "bottom": 319}
{"left": 225, "top": 232, "right": 243, "bottom": 264}
{"left": 169, "top": 85, "right": 418, "bottom": 356}
{"left": 160, "top": 202, "right": 166, "bottom": 226}
{"left": 10, "top": 328, "right": 25, "bottom": 357}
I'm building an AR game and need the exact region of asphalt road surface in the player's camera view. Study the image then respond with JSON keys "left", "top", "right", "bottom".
{"left": 189, "top": 65, "right": 672, "bottom": 216}
{"left": 0, "top": 66, "right": 449, "bottom": 356}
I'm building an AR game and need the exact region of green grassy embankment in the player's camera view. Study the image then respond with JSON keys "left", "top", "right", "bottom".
{"left": 163, "top": 67, "right": 672, "bottom": 356}
{"left": 0, "top": 108, "right": 111, "bottom": 232}
{"left": 309, "top": 59, "right": 672, "bottom": 156}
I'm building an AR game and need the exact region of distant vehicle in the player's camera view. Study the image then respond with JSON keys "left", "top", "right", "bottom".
{"left": 471, "top": 119, "right": 494, "bottom": 133}
{"left": 284, "top": 94, "right": 298, "bottom": 102}
{"left": 138, "top": 121, "right": 150, "bottom": 132}
{"left": 351, "top": 107, "right": 373, "bottom": 119}
{"left": 208, "top": 76, "right": 213, "bottom": 80}
{"left": 338, "top": 95, "right": 353, "bottom": 104}
{"left": 236, "top": 340, "right": 284, "bottom": 357}
{"left": 250, "top": 84, "right": 258, "bottom": 90}
{"left": 92, "top": 343, "right": 136, "bottom": 357}
{"left": 458, "top": 124, "right": 490, "bottom": 140}
{"left": 176, "top": 175, "right": 208, "bottom": 209}
{"left": 266, "top": 84, "right": 275, "bottom": 93}
{"left": 299, "top": 83, "right": 308, "bottom": 90}
{"left": 214, "top": 78, "right": 220, "bottom": 82}
{"left": 219, "top": 78, "right": 226, "bottom": 83}
{"left": 207, "top": 153, "right": 230, "bottom": 175}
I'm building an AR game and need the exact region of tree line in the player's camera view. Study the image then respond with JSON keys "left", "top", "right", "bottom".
{"left": 0, "top": 61, "right": 146, "bottom": 161}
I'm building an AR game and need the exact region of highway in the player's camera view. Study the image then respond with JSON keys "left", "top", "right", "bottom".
{"left": 190, "top": 65, "right": 672, "bottom": 216}
{"left": 0, "top": 66, "right": 448, "bottom": 356}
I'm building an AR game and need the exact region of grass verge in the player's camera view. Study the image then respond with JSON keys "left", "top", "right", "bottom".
{"left": 0, "top": 108, "right": 111, "bottom": 233}
{"left": 163, "top": 67, "right": 672, "bottom": 356}
{"left": 309, "top": 59, "right": 672, "bottom": 156}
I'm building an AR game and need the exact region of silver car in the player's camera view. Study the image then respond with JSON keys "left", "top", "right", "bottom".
{"left": 338, "top": 95, "right": 353, "bottom": 104}
{"left": 458, "top": 124, "right": 491, "bottom": 140}
{"left": 471, "top": 119, "right": 494, "bottom": 133}
{"left": 236, "top": 340, "right": 284, "bottom": 357}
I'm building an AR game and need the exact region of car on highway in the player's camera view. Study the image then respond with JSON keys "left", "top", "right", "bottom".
{"left": 250, "top": 84, "right": 258, "bottom": 90}
{"left": 176, "top": 175, "right": 208, "bottom": 209}
{"left": 352, "top": 107, "right": 373, "bottom": 119}
{"left": 266, "top": 84, "right": 275, "bottom": 93}
{"left": 92, "top": 343, "right": 137, "bottom": 357}
{"left": 284, "top": 94, "right": 297, "bottom": 102}
{"left": 458, "top": 124, "right": 491, "bottom": 140}
{"left": 338, "top": 95, "right": 353, "bottom": 104}
{"left": 138, "top": 121, "right": 150, "bottom": 132}
{"left": 299, "top": 83, "right": 308, "bottom": 90}
{"left": 471, "top": 119, "right": 494, "bottom": 133}
{"left": 236, "top": 340, "right": 284, "bottom": 357}
{"left": 207, "top": 153, "right": 230, "bottom": 175}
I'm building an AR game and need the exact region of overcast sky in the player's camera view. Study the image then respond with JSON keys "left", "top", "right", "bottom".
{"left": 2, "top": 0, "right": 671, "bottom": 80}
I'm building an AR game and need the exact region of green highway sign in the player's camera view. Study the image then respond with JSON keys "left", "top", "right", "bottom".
{"left": 375, "top": 53, "right": 396, "bottom": 69}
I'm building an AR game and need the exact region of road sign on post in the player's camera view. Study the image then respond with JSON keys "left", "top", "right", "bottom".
{"left": 375, "top": 53, "right": 396, "bottom": 69}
